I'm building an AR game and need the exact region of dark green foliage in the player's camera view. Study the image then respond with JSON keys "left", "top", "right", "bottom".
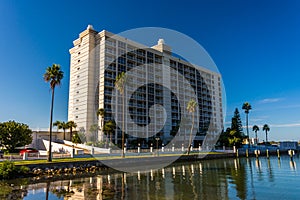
{"left": 72, "top": 132, "right": 82, "bottom": 144}
{"left": 0, "top": 121, "right": 33, "bottom": 152}
{"left": 263, "top": 124, "right": 270, "bottom": 143}
{"left": 218, "top": 128, "right": 230, "bottom": 147}
{"left": 218, "top": 128, "right": 243, "bottom": 147}
{"left": 231, "top": 108, "right": 243, "bottom": 135}
{"left": 67, "top": 121, "right": 77, "bottom": 141}
{"left": 0, "top": 161, "right": 29, "bottom": 179}
{"left": 103, "top": 120, "right": 116, "bottom": 144}
{"left": 217, "top": 108, "right": 245, "bottom": 147}
{"left": 53, "top": 120, "right": 68, "bottom": 140}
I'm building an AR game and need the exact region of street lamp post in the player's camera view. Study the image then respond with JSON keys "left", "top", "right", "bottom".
{"left": 138, "top": 143, "right": 140, "bottom": 154}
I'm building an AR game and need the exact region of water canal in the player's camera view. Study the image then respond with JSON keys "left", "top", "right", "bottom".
{"left": 2, "top": 155, "right": 299, "bottom": 199}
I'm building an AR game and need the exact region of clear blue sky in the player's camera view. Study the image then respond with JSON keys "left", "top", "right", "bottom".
{"left": 0, "top": 0, "right": 299, "bottom": 141}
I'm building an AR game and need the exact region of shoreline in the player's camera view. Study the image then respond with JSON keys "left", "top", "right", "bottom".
{"left": 2, "top": 150, "right": 296, "bottom": 180}
{"left": 15, "top": 152, "right": 235, "bottom": 170}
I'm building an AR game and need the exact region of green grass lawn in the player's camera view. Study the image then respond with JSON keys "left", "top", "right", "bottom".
{"left": 11, "top": 151, "right": 227, "bottom": 166}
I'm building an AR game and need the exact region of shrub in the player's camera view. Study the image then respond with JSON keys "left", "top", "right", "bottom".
{"left": 0, "top": 160, "right": 16, "bottom": 179}
{"left": 0, "top": 161, "right": 30, "bottom": 179}
{"left": 94, "top": 141, "right": 106, "bottom": 148}
{"left": 18, "top": 165, "right": 30, "bottom": 174}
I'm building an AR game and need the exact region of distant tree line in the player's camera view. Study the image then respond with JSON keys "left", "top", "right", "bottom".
{"left": 218, "top": 102, "right": 271, "bottom": 147}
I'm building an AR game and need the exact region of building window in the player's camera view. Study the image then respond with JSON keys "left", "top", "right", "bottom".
{"left": 77, "top": 83, "right": 79, "bottom": 86}
{"left": 118, "top": 41, "right": 126, "bottom": 49}
{"left": 76, "top": 108, "right": 78, "bottom": 110}
{"left": 77, "top": 75, "right": 80, "bottom": 78}
{"left": 76, "top": 116, "right": 78, "bottom": 119}
{"left": 78, "top": 52, "right": 81, "bottom": 55}
{"left": 76, "top": 99, "right": 79, "bottom": 102}
{"left": 78, "top": 60, "right": 80, "bottom": 63}
{"left": 77, "top": 67, "right": 80, "bottom": 70}
{"left": 77, "top": 91, "right": 79, "bottom": 94}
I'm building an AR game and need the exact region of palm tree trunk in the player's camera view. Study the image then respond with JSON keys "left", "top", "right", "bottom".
{"left": 105, "top": 132, "right": 108, "bottom": 148}
{"left": 122, "top": 92, "right": 125, "bottom": 158}
{"left": 46, "top": 181, "right": 50, "bottom": 200}
{"left": 246, "top": 113, "right": 249, "bottom": 147}
{"left": 121, "top": 173, "right": 125, "bottom": 200}
{"left": 110, "top": 132, "right": 113, "bottom": 144}
{"left": 255, "top": 131, "right": 258, "bottom": 144}
{"left": 266, "top": 131, "right": 268, "bottom": 143}
{"left": 63, "top": 129, "right": 66, "bottom": 140}
{"left": 48, "top": 87, "right": 55, "bottom": 162}
{"left": 187, "top": 112, "right": 194, "bottom": 155}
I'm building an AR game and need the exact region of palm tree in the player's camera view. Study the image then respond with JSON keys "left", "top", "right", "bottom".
{"left": 97, "top": 108, "right": 106, "bottom": 141}
{"left": 56, "top": 121, "right": 68, "bottom": 140}
{"left": 187, "top": 99, "right": 197, "bottom": 155}
{"left": 53, "top": 120, "right": 61, "bottom": 132}
{"left": 242, "top": 102, "right": 252, "bottom": 147}
{"left": 262, "top": 124, "right": 270, "bottom": 144}
{"left": 97, "top": 108, "right": 106, "bottom": 122}
{"left": 103, "top": 120, "right": 116, "bottom": 145}
{"left": 252, "top": 125, "right": 259, "bottom": 144}
{"left": 115, "top": 72, "right": 127, "bottom": 158}
{"left": 44, "top": 64, "right": 64, "bottom": 162}
{"left": 53, "top": 120, "right": 67, "bottom": 140}
{"left": 67, "top": 121, "right": 77, "bottom": 141}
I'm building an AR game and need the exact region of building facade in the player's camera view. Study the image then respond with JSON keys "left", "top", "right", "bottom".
{"left": 68, "top": 25, "right": 223, "bottom": 147}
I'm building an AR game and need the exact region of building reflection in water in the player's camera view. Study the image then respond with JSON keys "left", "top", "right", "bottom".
{"left": 54, "top": 159, "right": 246, "bottom": 200}
{"left": 3, "top": 156, "right": 300, "bottom": 200}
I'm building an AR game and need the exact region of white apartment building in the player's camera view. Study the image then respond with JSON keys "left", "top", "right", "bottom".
{"left": 68, "top": 25, "right": 223, "bottom": 147}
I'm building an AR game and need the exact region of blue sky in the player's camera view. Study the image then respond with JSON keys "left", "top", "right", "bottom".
{"left": 0, "top": 0, "right": 299, "bottom": 141}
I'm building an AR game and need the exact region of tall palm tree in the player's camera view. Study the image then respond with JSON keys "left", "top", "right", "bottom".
{"left": 97, "top": 108, "right": 106, "bottom": 141}
{"left": 242, "top": 102, "right": 252, "bottom": 147}
{"left": 115, "top": 72, "right": 127, "bottom": 158}
{"left": 67, "top": 121, "right": 77, "bottom": 141}
{"left": 44, "top": 64, "right": 64, "bottom": 162}
{"left": 252, "top": 125, "right": 259, "bottom": 144}
{"left": 262, "top": 124, "right": 270, "bottom": 144}
{"left": 187, "top": 99, "right": 197, "bottom": 155}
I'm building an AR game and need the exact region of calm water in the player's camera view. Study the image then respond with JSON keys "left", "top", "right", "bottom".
{"left": 1, "top": 155, "right": 300, "bottom": 200}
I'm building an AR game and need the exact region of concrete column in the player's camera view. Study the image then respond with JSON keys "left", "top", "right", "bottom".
{"left": 23, "top": 152, "right": 28, "bottom": 160}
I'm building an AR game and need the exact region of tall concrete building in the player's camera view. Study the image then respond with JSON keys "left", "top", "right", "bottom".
{"left": 68, "top": 25, "right": 223, "bottom": 147}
